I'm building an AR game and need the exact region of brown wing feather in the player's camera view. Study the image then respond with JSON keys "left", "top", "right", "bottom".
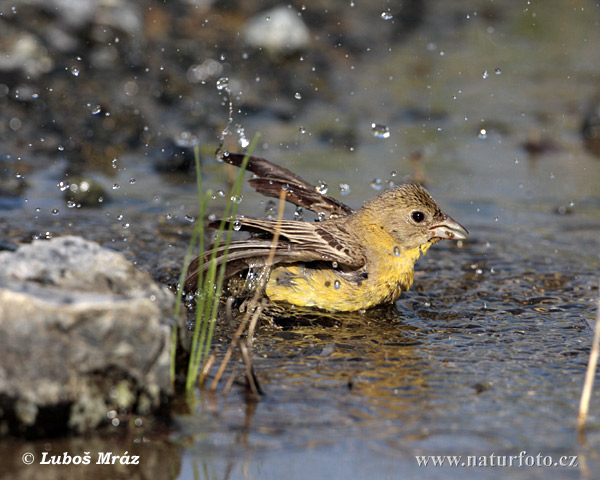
{"left": 222, "top": 152, "right": 354, "bottom": 218}
{"left": 184, "top": 216, "right": 366, "bottom": 291}
{"left": 210, "top": 217, "right": 365, "bottom": 267}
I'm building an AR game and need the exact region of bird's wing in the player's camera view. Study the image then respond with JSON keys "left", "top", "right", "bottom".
{"left": 184, "top": 217, "right": 366, "bottom": 290}
{"left": 221, "top": 152, "right": 354, "bottom": 218}
{"left": 230, "top": 217, "right": 365, "bottom": 266}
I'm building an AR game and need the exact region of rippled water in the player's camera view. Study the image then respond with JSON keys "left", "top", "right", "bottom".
{"left": 2, "top": 1, "right": 600, "bottom": 479}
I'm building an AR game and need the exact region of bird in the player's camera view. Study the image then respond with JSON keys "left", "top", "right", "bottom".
{"left": 184, "top": 152, "right": 468, "bottom": 312}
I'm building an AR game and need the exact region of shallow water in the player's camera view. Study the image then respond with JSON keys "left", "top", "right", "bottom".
{"left": 2, "top": 1, "right": 600, "bottom": 479}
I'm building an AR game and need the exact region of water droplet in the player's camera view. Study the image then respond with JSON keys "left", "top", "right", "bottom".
{"left": 264, "top": 200, "right": 276, "bottom": 218}
{"left": 216, "top": 190, "right": 225, "bottom": 198}
{"left": 549, "top": 172, "right": 555, "bottom": 179}
{"left": 294, "top": 92, "right": 302, "bottom": 100}
{"left": 370, "top": 178, "right": 383, "bottom": 191}
{"left": 482, "top": 70, "right": 489, "bottom": 79}
{"left": 232, "top": 220, "right": 242, "bottom": 231}
{"left": 332, "top": 261, "right": 338, "bottom": 269}
{"left": 393, "top": 246, "right": 400, "bottom": 257}
{"left": 208, "top": 213, "right": 217, "bottom": 221}
{"left": 236, "top": 124, "right": 249, "bottom": 148}
{"left": 478, "top": 128, "right": 487, "bottom": 139}
{"left": 316, "top": 181, "right": 328, "bottom": 194}
{"left": 495, "top": 68, "right": 502, "bottom": 75}
{"left": 316, "top": 212, "right": 326, "bottom": 222}
{"left": 339, "top": 183, "right": 350, "bottom": 195}
{"left": 230, "top": 194, "right": 243, "bottom": 204}
{"left": 381, "top": 11, "right": 393, "bottom": 20}
{"left": 294, "top": 207, "right": 304, "bottom": 221}
{"left": 184, "top": 215, "right": 195, "bottom": 223}
{"left": 216, "top": 77, "right": 229, "bottom": 91}
{"left": 514, "top": 157, "right": 519, "bottom": 164}
{"left": 112, "top": 183, "right": 120, "bottom": 190}
{"left": 333, "top": 280, "right": 341, "bottom": 290}
{"left": 112, "top": 158, "right": 118, "bottom": 169}
{"left": 71, "top": 67, "right": 80, "bottom": 77}
{"left": 91, "top": 105, "right": 102, "bottom": 115}
{"left": 371, "top": 123, "right": 390, "bottom": 139}
{"left": 51, "top": 209, "right": 59, "bottom": 215}
{"left": 57, "top": 145, "right": 64, "bottom": 152}
{"left": 299, "top": 126, "right": 306, "bottom": 134}
{"left": 57, "top": 181, "right": 69, "bottom": 192}
{"left": 129, "top": 178, "right": 136, "bottom": 184}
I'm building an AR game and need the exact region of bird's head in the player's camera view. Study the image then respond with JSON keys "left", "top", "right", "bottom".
{"left": 359, "top": 183, "right": 469, "bottom": 251}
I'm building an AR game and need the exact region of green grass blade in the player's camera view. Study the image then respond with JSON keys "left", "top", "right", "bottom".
{"left": 183, "top": 134, "right": 261, "bottom": 391}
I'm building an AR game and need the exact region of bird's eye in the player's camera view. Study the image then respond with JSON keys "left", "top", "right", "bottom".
{"left": 411, "top": 211, "right": 425, "bottom": 223}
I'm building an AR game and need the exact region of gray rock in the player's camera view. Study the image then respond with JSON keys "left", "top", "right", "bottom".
{"left": 243, "top": 6, "right": 310, "bottom": 54}
{"left": 0, "top": 236, "right": 181, "bottom": 436}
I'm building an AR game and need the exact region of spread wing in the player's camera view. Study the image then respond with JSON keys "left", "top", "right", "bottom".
{"left": 221, "top": 152, "right": 354, "bottom": 218}
{"left": 184, "top": 217, "right": 366, "bottom": 291}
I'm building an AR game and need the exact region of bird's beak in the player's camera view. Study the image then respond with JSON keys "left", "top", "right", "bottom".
{"left": 429, "top": 215, "right": 469, "bottom": 240}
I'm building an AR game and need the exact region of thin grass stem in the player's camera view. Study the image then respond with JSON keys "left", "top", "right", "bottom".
{"left": 577, "top": 281, "right": 600, "bottom": 432}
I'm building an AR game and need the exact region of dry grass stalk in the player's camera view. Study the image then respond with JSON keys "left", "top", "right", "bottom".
{"left": 577, "top": 281, "right": 600, "bottom": 432}
{"left": 209, "top": 189, "right": 287, "bottom": 392}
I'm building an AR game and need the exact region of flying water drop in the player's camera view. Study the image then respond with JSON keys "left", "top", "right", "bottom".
{"left": 371, "top": 123, "right": 390, "bottom": 139}
{"left": 316, "top": 181, "right": 328, "bottom": 194}
{"left": 216, "top": 77, "right": 229, "bottom": 91}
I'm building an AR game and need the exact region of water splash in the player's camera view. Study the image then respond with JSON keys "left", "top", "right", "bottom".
{"left": 316, "top": 181, "right": 328, "bottom": 194}
{"left": 371, "top": 123, "right": 390, "bottom": 139}
{"left": 370, "top": 178, "right": 383, "bottom": 191}
{"left": 236, "top": 124, "right": 250, "bottom": 148}
{"left": 216, "top": 77, "right": 230, "bottom": 91}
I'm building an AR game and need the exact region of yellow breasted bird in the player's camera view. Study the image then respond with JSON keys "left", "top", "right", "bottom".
{"left": 185, "top": 153, "right": 468, "bottom": 312}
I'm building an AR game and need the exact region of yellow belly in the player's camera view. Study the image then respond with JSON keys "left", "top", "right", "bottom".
{"left": 265, "top": 243, "right": 431, "bottom": 312}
